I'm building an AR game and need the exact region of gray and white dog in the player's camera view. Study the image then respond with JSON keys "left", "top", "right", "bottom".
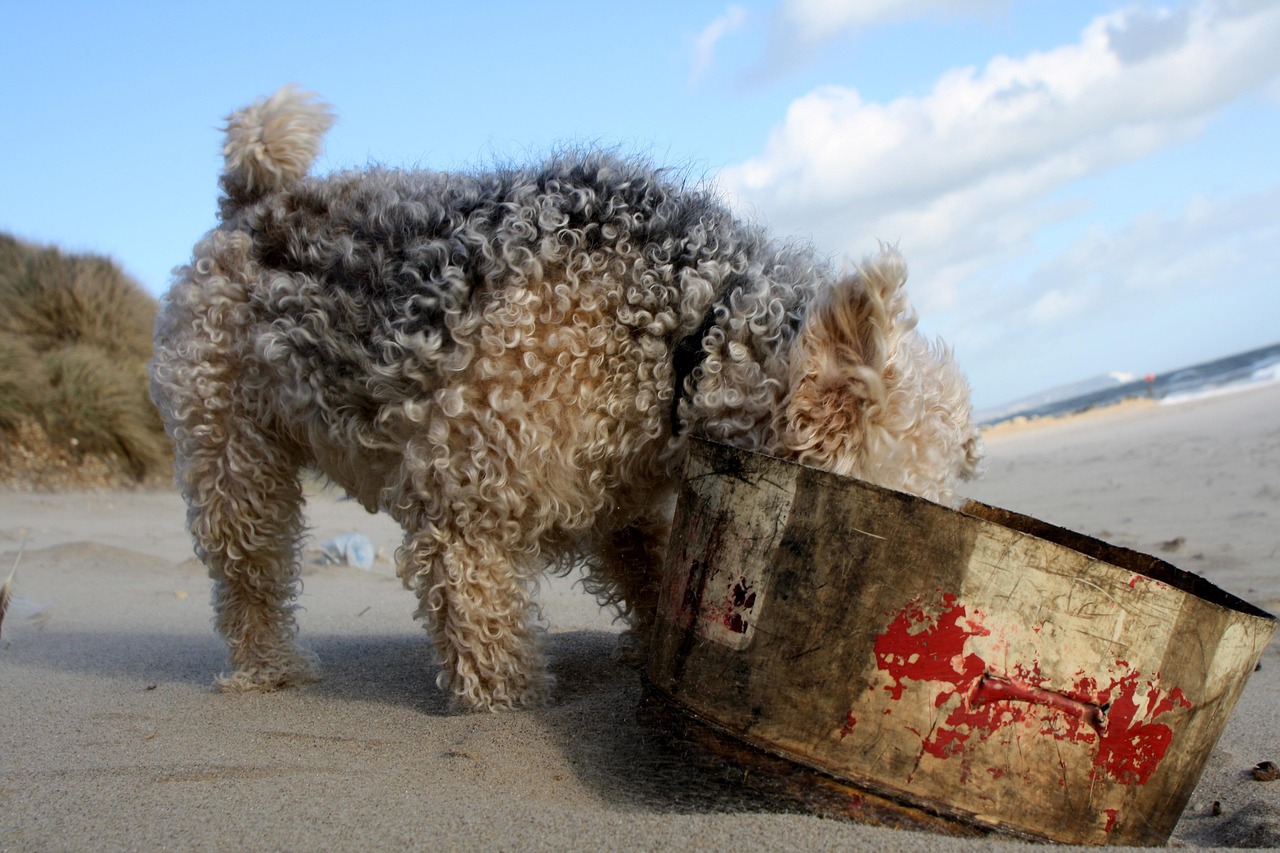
{"left": 150, "top": 87, "right": 981, "bottom": 710}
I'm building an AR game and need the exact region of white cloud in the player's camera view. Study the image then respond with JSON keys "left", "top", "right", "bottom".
{"left": 690, "top": 5, "right": 750, "bottom": 87}
{"left": 1105, "top": 5, "right": 1192, "bottom": 64}
{"left": 719, "top": 1, "right": 1280, "bottom": 316}
{"left": 954, "top": 181, "right": 1280, "bottom": 406}
{"left": 772, "top": 0, "right": 1012, "bottom": 55}
{"left": 1029, "top": 288, "right": 1090, "bottom": 325}
{"left": 1028, "top": 184, "right": 1280, "bottom": 302}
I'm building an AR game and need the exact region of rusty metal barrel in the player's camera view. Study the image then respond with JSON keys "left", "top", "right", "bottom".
{"left": 646, "top": 439, "right": 1276, "bottom": 845}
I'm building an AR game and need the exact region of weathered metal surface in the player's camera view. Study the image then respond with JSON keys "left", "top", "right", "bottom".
{"left": 647, "top": 439, "right": 1277, "bottom": 846}
{"left": 637, "top": 675, "right": 1032, "bottom": 840}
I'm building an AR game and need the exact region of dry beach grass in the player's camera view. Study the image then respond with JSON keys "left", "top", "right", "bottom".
{"left": 0, "top": 233, "right": 170, "bottom": 490}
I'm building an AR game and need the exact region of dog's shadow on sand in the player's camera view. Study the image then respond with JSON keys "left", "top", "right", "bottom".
{"left": 304, "top": 630, "right": 453, "bottom": 714}
{"left": 13, "top": 620, "right": 786, "bottom": 817}
{"left": 533, "top": 631, "right": 785, "bottom": 815}
{"left": 308, "top": 628, "right": 785, "bottom": 815}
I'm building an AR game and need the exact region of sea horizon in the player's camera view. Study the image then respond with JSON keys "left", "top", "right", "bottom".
{"left": 977, "top": 340, "right": 1280, "bottom": 427}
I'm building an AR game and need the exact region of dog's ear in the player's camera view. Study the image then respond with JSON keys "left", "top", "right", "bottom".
{"left": 782, "top": 248, "right": 918, "bottom": 473}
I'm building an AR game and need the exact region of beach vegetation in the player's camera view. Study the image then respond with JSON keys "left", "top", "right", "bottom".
{"left": 0, "top": 233, "right": 171, "bottom": 487}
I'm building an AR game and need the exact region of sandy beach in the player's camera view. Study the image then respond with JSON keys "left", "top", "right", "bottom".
{"left": 2, "top": 382, "right": 1277, "bottom": 851}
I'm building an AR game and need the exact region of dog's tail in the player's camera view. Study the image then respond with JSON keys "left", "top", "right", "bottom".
{"left": 220, "top": 85, "right": 334, "bottom": 208}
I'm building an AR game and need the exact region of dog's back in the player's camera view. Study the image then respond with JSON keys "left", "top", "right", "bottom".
{"left": 184, "top": 88, "right": 829, "bottom": 504}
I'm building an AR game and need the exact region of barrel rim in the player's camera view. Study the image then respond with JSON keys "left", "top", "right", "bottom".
{"left": 686, "top": 437, "right": 1277, "bottom": 624}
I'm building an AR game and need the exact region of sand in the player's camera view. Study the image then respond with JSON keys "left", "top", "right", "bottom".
{"left": 2, "top": 382, "right": 1277, "bottom": 851}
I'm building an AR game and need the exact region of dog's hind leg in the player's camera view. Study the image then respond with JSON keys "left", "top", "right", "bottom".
{"left": 182, "top": 426, "right": 316, "bottom": 691}
{"left": 153, "top": 234, "right": 316, "bottom": 692}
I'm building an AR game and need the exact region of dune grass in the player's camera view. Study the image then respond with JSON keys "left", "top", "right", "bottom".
{"left": 0, "top": 233, "right": 170, "bottom": 486}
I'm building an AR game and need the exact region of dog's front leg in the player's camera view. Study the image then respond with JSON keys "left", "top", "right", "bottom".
{"left": 401, "top": 525, "right": 552, "bottom": 711}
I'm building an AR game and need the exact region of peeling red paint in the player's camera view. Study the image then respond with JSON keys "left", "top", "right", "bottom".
{"left": 872, "top": 594, "right": 1006, "bottom": 760}
{"left": 1086, "top": 672, "right": 1191, "bottom": 785}
{"left": 874, "top": 593, "right": 989, "bottom": 703}
{"left": 1103, "top": 808, "right": 1120, "bottom": 832}
{"left": 664, "top": 532, "right": 763, "bottom": 646}
{"left": 865, "top": 592, "right": 1192, "bottom": 787}
{"left": 839, "top": 711, "right": 857, "bottom": 739}
{"left": 1127, "top": 573, "right": 1168, "bottom": 592}
{"left": 705, "top": 575, "right": 757, "bottom": 635}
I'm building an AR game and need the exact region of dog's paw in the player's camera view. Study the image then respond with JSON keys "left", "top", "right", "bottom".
{"left": 448, "top": 670, "right": 556, "bottom": 712}
{"left": 215, "top": 655, "right": 320, "bottom": 692}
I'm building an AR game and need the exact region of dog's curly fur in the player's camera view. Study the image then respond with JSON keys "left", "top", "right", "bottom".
{"left": 150, "top": 86, "right": 983, "bottom": 711}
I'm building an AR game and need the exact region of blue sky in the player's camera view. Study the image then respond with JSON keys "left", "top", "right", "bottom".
{"left": 2, "top": 0, "right": 1278, "bottom": 409}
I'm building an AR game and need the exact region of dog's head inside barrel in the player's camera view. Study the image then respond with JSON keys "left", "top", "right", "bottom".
{"left": 780, "top": 251, "right": 983, "bottom": 505}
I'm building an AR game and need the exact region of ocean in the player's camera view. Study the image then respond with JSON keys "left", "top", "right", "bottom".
{"left": 979, "top": 341, "right": 1280, "bottom": 427}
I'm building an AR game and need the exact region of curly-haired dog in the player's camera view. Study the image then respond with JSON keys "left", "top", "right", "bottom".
{"left": 150, "top": 87, "right": 983, "bottom": 711}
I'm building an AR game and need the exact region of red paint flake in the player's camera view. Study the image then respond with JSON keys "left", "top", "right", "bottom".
{"left": 871, "top": 593, "right": 1193, "bottom": 786}
{"left": 1127, "top": 573, "right": 1168, "bottom": 591}
{"left": 839, "top": 711, "right": 857, "bottom": 739}
{"left": 1103, "top": 808, "right": 1120, "bottom": 832}
{"left": 720, "top": 577, "right": 757, "bottom": 634}
{"left": 694, "top": 574, "right": 759, "bottom": 635}
{"left": 1089, "top": 673, "right": 1192, "bottom": 785}
{"left": 873, "top": 593, "right": 1012, "bottom": 759}
{"left": 974, "top": 674, "right": 1106, "bottom": 732}
{"left": 874, "top": 593, "right": 989, "bottom": 702}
